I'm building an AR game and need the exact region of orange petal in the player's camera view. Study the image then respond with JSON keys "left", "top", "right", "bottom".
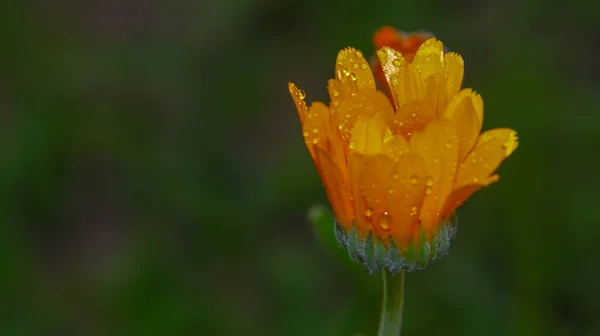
{"left": 302, "top": 102, "right": 332, "bottom": 159}
{"left": 335, "top": 47, "right": 375, "bottom": 93}
{"left": 444, "top": 52, "right": 464, "bottom": 99}
{"left": 288, "top": 82, "right": 308, "bottom": 124}
{"left": 314, "top": 146, "right": 354, "bottom": 229}
{"left": 348, "top": 153, "right": 395, "bottom": 240}
{"left": 386, "top": 153, "right": 428, "bottom": 247}
{"left": 444, "top": 89, "right": 483, "bottom": 162}
{"left": 440, "top": 174, "right": 499, "bottom": 218}
{"left": 412, "top": 38, "right": 445, "bottom": 81}
{"left": 377, "top": 47, "right": 425, "bottom": 109}
{"left": 410, "top": 119, "right": 459, "bottom": 236}
{"left": 456, "top": 128, "right": 518, "bottom": 188}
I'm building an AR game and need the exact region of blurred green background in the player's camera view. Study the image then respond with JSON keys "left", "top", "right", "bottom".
{"left": 1, "top": 0, "right": 599, "bottom": 335}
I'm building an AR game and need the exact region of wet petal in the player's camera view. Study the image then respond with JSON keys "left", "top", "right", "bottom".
{"left": 376, "top": 46, "right": 425, "bottom": 109}
{"left": 335, "top": 47, "right": 375, "bottom": 92}
{"left": 386, "top": 153, "right": 428, "bottom": 247}
{"left": 288, "top": 82, "right": 309, "bottom": 124}
{"left": 314, "top": 146, "right": 354, "bottom": 229}
{"left": 382, "top": 134, "right": 409, "bottom": 162}
{"left": 350, "top": 114, "right": 393, "bottom": 154}
{"left": 302, "top": 102, "right": 332, "bottom": 159}
{"left": 412, "top": 38, "right": 445, "bottom": 81}
{"left": 440, "top": 175, "right": 499, "bottom": 219}
{"left": 336, "top": 88, "right": 395, "bottom": 149}
{"left": 444, "top": 89, "right": 483, "bottom": 161}
{"left": 456, "top": 128, "right": 518, "bottom": 187}
{"left": 410, "top": 119, "right": 458, "bottom": 236}
{"left": 444, "top": 52, "right": 464, "bottom": 99}
{"left": 349, "top": 153, "right": 395, "bottom": 240}
{"left": 391, "top": 100, "right": 436, "bottom": 138}
{"left": 424, "top": 73, "right": 447, "bottom": 117}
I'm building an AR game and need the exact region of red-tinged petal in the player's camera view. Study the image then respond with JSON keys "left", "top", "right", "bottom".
{"left": 314, "top": 146, "right": 354, "bottom": 229}
{"left": 444, "top": 89, "right": 483, "bottom": 162}
{"left": 456, "top": 128, "right": 518, "bottom": 188}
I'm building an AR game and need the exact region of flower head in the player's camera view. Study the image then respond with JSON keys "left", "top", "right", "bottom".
{"left": 289, "top": 31, "right": 518, "bottom": 272}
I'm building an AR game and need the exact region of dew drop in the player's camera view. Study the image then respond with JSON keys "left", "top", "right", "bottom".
{"left": 425, "top": 187, "right": 433, "bottom": 195}
{"left": 426, "top": 177, "right": 434, "bottom": 186}
{"left": 355, "top": 50, "right": 364, "bottom": 59}
{"left": 410, "top": 175, "right": 419, "bottom": 184}
{"left": 361, "top": 63, "right": 368, "bottom": 70}
{"left": 352, "top": 63, "right": 359, "bottom": 70}
{"left": 445, "top": 141, "right": 453, "bottom": 149}
{"left": 312, "top": 138, "right": 319, "bottom": 144}
{"left": 380, "top": 212, "right": 390, "bottom": 230}
{"left": 342, "top": 68, "right": 350, "bottom": 77}
{"left": 392, "top": 58, "right": 402, "bottom": 67}
{"left": 377, "top": 50, "right": 387, "bottom": 60}
{"left": 391, "top": 76, "right": 400, "bottom": 87}
{"left": 303, "top": 131, "right": 309, "bottom": 138}
{"left": 332, "top": 90, "right": 340, "bottom": 97}
{"left": 388, "top": 189, "right": 394, "bottom": 195}
{"left": 416, "top": 65, "right": 423, "bottom": 73}
{"left": 312, "top": 128, "right": 319, "bottom": 134}
{"left": 350, "top": 72, "right": 358, "bottom": 81}
{"left": 298, "top": 89, "right": 306, "bottom": 100}
{"left": 364, "top": 208, "right": 373, "bottom": 218}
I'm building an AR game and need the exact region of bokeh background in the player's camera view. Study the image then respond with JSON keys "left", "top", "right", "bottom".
{"left": 1, "top": 0, "right": 599, "bottom": 335}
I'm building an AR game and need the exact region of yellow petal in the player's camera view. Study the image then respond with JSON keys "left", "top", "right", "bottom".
{"left": 327, "top": 79, "right": 345, "bottom": 111}
{"left": 335, "top": 47, "right": 375, "bottom": 92}
{"left": 444, "top": 89, "right": 483, "bottom": 162}
{"left": 350, "top": 114, "right": 393, "bottom": 154}
{"left": 444, "top": 52, "right": 464, "bottom": 99}
{"left": 456, "top": 128, "right": 518, "bottom": 188}
{"left": 314, "top": 146, "right": 355, "bottom": 229}
{"left": 439, "top": 175, "right": 499, "bottom": 219}
{"left": 376, "top": 46, "right": 425, "bottom": 109}
{"left": 382, "top": 134, "right": 409, "bottom": 162}
{"left": 391, "top": 100, "right": 436, "bottom": 138}
{"left": 348, "top": 153, "right": 395, "bottom": 240}
{"left": 386, "top": 153, "right": 428, "bottom": 247}
{"left": 412, "top": 38, "right": 445, "bottom": 80}
{"left": 336, "top": 88, "right": 395, "bottom": 150}
{"left": 288, "top": 82, "right": 308, "bottom": 124}
{"left": 410, "top": 119, "right": 459, "bottom": 236}
{"left": 424, "top": 73, "right": 447, "bottom": 117}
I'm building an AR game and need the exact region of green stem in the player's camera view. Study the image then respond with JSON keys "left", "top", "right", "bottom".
{"left": 377, "top": 269, "right": 405, "bottom": 336}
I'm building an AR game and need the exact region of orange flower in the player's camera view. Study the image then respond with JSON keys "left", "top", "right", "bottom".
{"left": 289, "top": 33, "right": 518, "bottom": 270}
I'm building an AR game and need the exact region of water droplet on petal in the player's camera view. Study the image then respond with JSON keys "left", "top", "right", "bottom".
{"left": 380, "top": 212, "right": 390, "bottom": 230}
{"left": 392, "top": 58, "right": 402, "bottom": 67}
{"left": 364, "top": 208, "right": 373, "bottom": 218}
{"left": 410, "top": 175, "right": 419, "bottom": 184}
{"left": 361, "top": 63, "right": 368, "bottom": 70}
{"left": 312, "top": 128, "right": 319, "bottom": 134}
{"left": 445, "top": 141, "right": 453, "bottom": 148}
{"left": 298, "top": 89, "right": 306, "bottom": 100}
{"left": 426, "top": 177, "right": 434, "bottom": 186}
{"left": 312, "top": 138, "right": 319, "bottom": 144}
{"left": 355, "top": 50, "right": 364, "bottom": 59}
{"left": 388, "top": 189, "right": 394, "bottom": 195}
{"left": 425, "top": 187, "right": 433, "bottom": 195}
